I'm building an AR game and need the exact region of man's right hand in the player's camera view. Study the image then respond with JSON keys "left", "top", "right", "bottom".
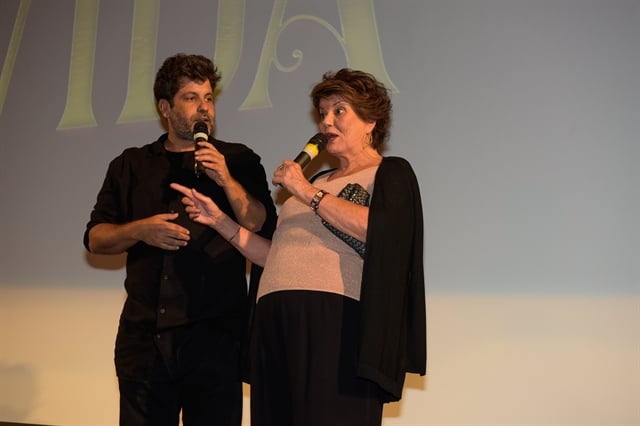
{"left": 135, "top": 213, "right": 190, "bottom": 251}
{"left": 88, "top": 213, "right": 190, "bottom": 254}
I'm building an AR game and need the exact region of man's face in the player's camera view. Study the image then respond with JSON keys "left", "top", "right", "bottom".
{"left": 161, "top": 78, "right": 215, "bottom": 141}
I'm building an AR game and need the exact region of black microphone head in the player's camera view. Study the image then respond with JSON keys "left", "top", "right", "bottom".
{"left": 193, "top": 121, "right": 209, "bottom": 140}
{"left": 309, "top": 132, "right": 327, "bottom": 151}
{"left": 193, "top": 121, "right": 209, "bottom": 177}
{"left": 293, "top": 133, "right": 328, "bottom": 169}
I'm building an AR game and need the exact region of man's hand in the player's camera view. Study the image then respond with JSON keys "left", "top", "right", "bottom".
{"left": 88, "top": 213, "right": 190, "bottom": 254}
{"left": 195, "top": 141, "right": 231, "bottom": 186}
{"left": 136, "top": 213, "right": 190, "bottom": 251}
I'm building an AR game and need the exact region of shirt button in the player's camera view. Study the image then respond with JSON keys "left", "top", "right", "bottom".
{"left": 159, "top": 307, "right": 166, "bottom": 314}
{"left": 163, "top": 275, "right": 169, "bottom": 280}
{"left": 155, "top": 334, "right": 161, "bottom": 339}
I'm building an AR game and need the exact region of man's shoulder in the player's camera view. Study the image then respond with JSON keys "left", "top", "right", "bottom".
{"left": 115, "top": 138, "right": 164, "bottom": 159}
{"left": 211, "top": 137, "right": 252, "bottom": 154}
{"left": 212, "top": 138, "right": 264, "bottom": 165}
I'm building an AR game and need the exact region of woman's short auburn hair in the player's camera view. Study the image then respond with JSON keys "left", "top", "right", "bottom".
{"left": 310, "top": 68, "right": 392, "bottom": 150}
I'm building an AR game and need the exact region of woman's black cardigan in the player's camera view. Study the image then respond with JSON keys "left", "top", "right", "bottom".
{"left": 357, "top": 156, "right": 427, "bottom": 402}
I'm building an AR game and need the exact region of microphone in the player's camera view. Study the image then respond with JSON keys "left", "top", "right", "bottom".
{"left": 193, "top": 121, "right": 208, "bottom": 177}
{"left": 293, "top": 133, "right": 328, "bottom": 169}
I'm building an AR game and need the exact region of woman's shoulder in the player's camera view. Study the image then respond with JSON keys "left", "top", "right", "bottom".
{"left": 379, "top": 156, "right": 417, "bottom": 177}
{"left": 381, "top": 155, "right": 411, "bottom": 167}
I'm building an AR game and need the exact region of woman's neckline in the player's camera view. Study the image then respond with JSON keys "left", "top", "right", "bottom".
{"left": 326, "top": 163, "right": 380, "bottom": 182}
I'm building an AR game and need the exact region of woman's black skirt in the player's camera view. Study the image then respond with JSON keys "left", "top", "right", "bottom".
{"left": 250, "top": 290, "right": 383, "bottom": 426}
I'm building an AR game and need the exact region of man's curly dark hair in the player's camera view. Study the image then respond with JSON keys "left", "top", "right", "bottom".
{"left": 153, "top": 53, "right": 221, "bottom": 105}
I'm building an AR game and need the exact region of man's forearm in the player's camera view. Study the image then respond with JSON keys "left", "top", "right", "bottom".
{"left": 88, "top": 222, "right": 139, "bottom": 254}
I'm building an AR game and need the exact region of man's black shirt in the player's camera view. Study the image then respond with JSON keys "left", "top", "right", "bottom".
{"left": 84, "top": 134, "right": 276, "bottom": 379}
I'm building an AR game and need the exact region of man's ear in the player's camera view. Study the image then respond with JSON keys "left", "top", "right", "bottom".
{"left": 157, "top": 99, "right": 170, "bottom": 118}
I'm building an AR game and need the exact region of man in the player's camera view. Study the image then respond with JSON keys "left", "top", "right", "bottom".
{"left": 84, "top": 53, "right": 277, "bottom": 425}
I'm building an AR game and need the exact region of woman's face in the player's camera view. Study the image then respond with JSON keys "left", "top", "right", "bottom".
{"left": 318, "top": 95, "right": 375, "bottom": 158}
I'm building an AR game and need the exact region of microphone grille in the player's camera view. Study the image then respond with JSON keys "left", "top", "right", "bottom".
{"left": 193, "top": 121, "right": 208, "bottom": 134}
{"left": 309, "top": 133, "right": 327, "bottom": 150}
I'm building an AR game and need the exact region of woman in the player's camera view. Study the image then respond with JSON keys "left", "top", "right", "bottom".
{"left": 171, "top": 68, "right": 426, "bottom": 426}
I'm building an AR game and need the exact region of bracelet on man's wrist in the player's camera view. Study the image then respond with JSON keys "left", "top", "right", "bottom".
{"left": 310, "top": 189, "right": 329, "bottom": 214}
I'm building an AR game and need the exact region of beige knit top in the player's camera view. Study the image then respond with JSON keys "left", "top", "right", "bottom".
{"left": 257, "top": 166, "right": 378, "bottom": 301}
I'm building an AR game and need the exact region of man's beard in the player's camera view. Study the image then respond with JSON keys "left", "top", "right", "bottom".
{"left": 170, "top": 113, "right": 215, "bottom": 140}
